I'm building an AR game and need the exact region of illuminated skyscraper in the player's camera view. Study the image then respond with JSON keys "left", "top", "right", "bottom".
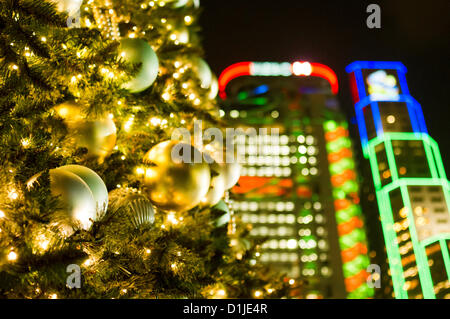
{"left": 347, "top": 61, "right": 450, "bottom": 299}
{"left": 218, "top": 61, "right": 374, "bottom": 298}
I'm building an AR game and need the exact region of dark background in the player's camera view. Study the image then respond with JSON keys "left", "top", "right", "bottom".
{"left": 199, "top": 0, "right": 450, "bottom": 171}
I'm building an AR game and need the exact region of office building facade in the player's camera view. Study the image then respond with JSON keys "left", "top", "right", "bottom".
{"left": 218, "top": 61, "right": 374, "bottom": 298}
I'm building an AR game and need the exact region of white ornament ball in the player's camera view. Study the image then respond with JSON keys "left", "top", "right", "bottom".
{"left": 205, "top": 145, "right": 241, "bottom": 190}
{"left": 60, "top": 165, "right": 108, "bottom": 216}
{"left": 221, "top": 153, "right": 241, "bottom": 190}
{"left": 192, "top": 57, "right": 213, "bottom": 89}
{"left": 50, "top": 168, "right": 97, "bottom": 230}
{"left": 201, "top": 154, "right": 226, "bottom": 207}
{"left": 209, "top": 74, "right": 219, "bottom": 99}
{"left": 120, "top": 38, "right": 159, "bottom": 93}
{"left": 50, "top": 165, "right": 107, "bottom": 230}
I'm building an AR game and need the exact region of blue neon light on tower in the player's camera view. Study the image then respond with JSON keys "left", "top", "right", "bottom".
{"left": 346, "top": 61, "right": 428, "bottom": 157}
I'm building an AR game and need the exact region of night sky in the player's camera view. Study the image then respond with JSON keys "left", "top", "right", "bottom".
{"left": 199, "top": 0, "right": 450, "bottom": 171}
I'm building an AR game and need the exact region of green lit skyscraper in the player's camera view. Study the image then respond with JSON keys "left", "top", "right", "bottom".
{"left": 347, "top": 61, "right": 450, "bottom": 299}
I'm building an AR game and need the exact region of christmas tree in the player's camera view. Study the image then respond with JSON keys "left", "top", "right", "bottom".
{"left": 0, "top": 0, "right": 294, "bottom": 298}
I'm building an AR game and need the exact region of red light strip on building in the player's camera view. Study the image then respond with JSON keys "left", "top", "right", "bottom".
{"left": 218, "top": 61, "right": 339, "bottom": 98}
{"left": 309, "top": 63, "right": 339, "bottom": 95}
{"left": 218, "top": 62, "right": 252, "bottom": 98}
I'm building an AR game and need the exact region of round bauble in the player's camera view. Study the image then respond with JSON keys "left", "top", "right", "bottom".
{"left": 208, "top": 74, "right": 219, "bottom": 99}
{"left": 50, "top": 167, "right": 97, "bottom": 230}
{"left": 60, "top": 165, "right": 108, "bottom": 216}
{"left": 108, "top": 189, "right": 155, "bottom": 229}
{"left": 54, "top": 102, "right": 117, "bottom": 161}
{"left": 51, "top": 0, "right": 82, "bottom": 15}
{"left": 192, "top": 57, "right": 213, "bottom": 89}
{"left": 204, "top": 145, "right": 241, "bottom": 190}
{"left": 119, "top": 38, "right": 159, "bottom": 93}
{"left": 201, "top": 154, "right": 225, "bottom": 207}
{"left": 221, "top": 154, "right": 241, "bottom": 190}
{"left": 127, "top": 194, "right": 155, "bottom": 228}
{"left": 142, "top": 140, "right": 210, "bottom": 212}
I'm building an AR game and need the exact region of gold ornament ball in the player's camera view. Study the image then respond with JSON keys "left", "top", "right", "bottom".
{"left": 201, "top": 154, "right": 226, "bottom": 207}
{"left": 142, "top": 140, "right": 211, "bottom": 212}
{"left": 54, "top": 102, "right": 117, "bottom": 161}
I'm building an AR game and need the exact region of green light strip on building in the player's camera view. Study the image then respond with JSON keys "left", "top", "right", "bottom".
{"left": 367, "top": 132, "right": 450, "bottom": 298}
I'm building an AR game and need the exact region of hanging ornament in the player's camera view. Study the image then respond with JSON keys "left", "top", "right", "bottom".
{"left": 60, "top": 165, "right": 109, "bottom": 216}
{"left": 49, "top": 166, "right": 103, "bottom": 231}
{"left": 221, "top": 152, "right": 241, "bottom": 190}
{"left": 50, "top": 0, "right": 82, "bottom": 15}
{"left": 211, "top": 200, "right": 231, "bottom": 228}
{"left": 142, "top": 140, "right": 210, "bottom": 212}
{"left": 127, "top": 195, "right": 155, "bottom": 228}
{"left": 119, "top": 38, "right": 159, "bottom": 93}
{"left": 201, "top": 154, "right": 226, "bottom": 207}
{"left": 204, "top": 143, "right": 241, "bottom": 190}
{"left": 108, "top": 188, "right": 155, "bottom": 229}
{"left": 208, "top": 74, "right": 219, "bottom": 99}
{"left": 192, "top": 57, "right": 213, "bottom": 89}
{"left": 54, "top": 101, "right": 117, "bottom": 162}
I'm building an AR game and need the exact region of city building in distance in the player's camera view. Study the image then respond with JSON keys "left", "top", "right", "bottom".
{"left": 218, "top": 61, "right": 374, "bottom": 298}
{"left": 347, "top": 61, "right": 450, "bottom": 299}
